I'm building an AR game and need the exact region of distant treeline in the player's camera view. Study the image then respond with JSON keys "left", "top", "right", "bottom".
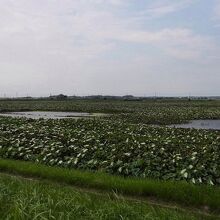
{"left": 0, "top": 94, "right": 220, "bottom": 101}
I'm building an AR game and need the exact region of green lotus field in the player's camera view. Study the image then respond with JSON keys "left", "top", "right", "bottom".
{"left": 0, "top": 99, "right": 220, "bottom": 219}
{"left": 0, "top": 117, "right": 219, "bottom": 185}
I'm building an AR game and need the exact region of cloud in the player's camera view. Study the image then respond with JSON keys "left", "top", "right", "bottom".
{"left": 83, "top": 21, "right": 214, "bottom": 60}
{"left": 0, "top": 0, "right": 215, "bottom": 62}
{"left": 139, "top": 0, "right": 196, "bottom": 18}
{"left": 213, "top": 0, "right": 220, "bottom": 22}
{"left": 0, "top": 0, "right": 219, "bottom": 96}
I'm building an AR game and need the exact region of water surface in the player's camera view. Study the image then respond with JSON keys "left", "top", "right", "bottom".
{"left": 0, "top": 111, "right": 103, "bottom": 119}
{"left": 169, "top": 120, "right": 220, "bottom": 130}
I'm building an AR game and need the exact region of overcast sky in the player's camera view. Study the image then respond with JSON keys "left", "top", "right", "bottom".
{"left": 0, "top": 0, "right": 220, "bottom": 97}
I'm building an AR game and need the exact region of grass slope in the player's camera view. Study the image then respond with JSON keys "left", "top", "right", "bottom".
{"left": 0, "top": 173, "right": 217, "bottom": 220}
{"left": 0, "top": 159, "right": 219, "bottom": 215}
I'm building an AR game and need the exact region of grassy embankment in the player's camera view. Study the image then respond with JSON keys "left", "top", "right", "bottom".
{"left": 0, "top": 158, "right": 219, "bottom": 217}
{"left": 1, "top": 173, "right": 215, "bottom": 220}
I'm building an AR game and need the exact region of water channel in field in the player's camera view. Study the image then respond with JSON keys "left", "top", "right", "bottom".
{"left": 169, "top": 120, "right": 220, "bottom": 130}
{"left": 0, "top": 111, "right": 105, "bottom": 119}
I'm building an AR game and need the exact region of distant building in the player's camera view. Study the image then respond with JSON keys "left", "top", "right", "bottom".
{"left": 49, "top": 94, "right": 68, "bottom": 100}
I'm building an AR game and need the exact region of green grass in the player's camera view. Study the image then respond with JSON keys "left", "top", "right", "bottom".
{"left": 0, "top": 173, "right": 217, "bottom": 220}
{"left": 0, "top": 159, "right": 219, "bottom": 215}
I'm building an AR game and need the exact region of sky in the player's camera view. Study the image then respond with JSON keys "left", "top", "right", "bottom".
{"left": 0, "top": 0, "right": 220, "bottom": 97}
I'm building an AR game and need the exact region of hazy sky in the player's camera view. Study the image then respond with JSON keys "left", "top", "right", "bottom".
{"left": 0, "top": 0, "right": 220, "bottom": 97}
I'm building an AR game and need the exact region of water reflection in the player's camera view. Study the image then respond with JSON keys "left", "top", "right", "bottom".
{"left": 169, "top": 120, "right": 220, "bottom": 130}
{"left": 0, "top": 111, "right": 103, "bottom": 119}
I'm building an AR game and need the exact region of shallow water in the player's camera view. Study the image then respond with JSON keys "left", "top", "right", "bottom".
{"left": 169, "top": 120, "right": 220, "bottom": 130}
{"left": 0, "top": 111, "right": 102, "bottom": 119}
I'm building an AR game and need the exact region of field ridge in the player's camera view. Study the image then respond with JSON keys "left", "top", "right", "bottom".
{"left": 0, "top": 158, "right": 219, "bottom": 218}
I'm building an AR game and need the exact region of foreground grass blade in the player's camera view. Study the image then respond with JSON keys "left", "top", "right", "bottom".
{"left": 0, "top": 159, "right": 219, "bottom": 214}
